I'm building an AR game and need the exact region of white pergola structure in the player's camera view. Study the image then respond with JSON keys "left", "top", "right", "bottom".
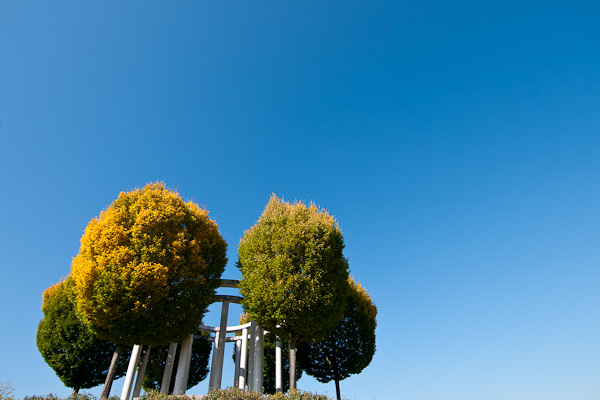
{"left": 118, "top": 279, "right": 284, "bottom": 399}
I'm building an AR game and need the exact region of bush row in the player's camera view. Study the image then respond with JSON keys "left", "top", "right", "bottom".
{"left": 0, "top": 386, "right": 330, "bottom": 400}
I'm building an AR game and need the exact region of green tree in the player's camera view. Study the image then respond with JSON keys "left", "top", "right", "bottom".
{"left": 237, "top": 195, "right": 349, "bottom": 390}
{"left": 142, "top": 333, "right": 212, "bottom": 393}
{"left": 297, "top": 278, "right": 377, "bottom": 400}
{"left": 70, "top": 182, "right": 227, "bottom": 398}
{"left": 36, "top": 278, "right": 130, "bottom": 395}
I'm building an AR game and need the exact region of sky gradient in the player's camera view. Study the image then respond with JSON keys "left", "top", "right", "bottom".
{"left": 1, "top": 1, "right": 599, "bottom": 399}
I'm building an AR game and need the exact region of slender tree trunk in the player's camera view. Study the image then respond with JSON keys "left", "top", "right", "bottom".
{"left": 289, "top": 340, "right": 297, "bottom": 391}
{"left": 333, "top": 356, "right": 341, "bottom": 400}
{"left": 100, "top": 344, "right": 124, "bottom": 400}
{"left": 71, "top": 387, "right": 80, "bottom": 396}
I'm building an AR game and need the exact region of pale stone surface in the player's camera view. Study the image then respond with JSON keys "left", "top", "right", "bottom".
{"left": 160, "top": 342, "right": 178, "bottom": 394}
{"left": 238, "top": 326, "right": 248, "bottom": 390}
{"left": 251, "top": 326, "right": 264, "bottom": 393}
{"left": 173, "top": 334, "right": 194, "bottom": 394}
{"left": 121, "top": 344, "right": 142, "bottom": 400}
{"left": 132, "top": 346, "right": 151, "bottom": 398}
{"left": 234, "top": 339, "right": 241, "bottom": 387}
{"left": 276, "top": 338, "right": 282, "bottom": 392}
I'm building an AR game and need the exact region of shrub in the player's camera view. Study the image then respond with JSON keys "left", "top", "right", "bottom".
{"left": 21, "top": 394, "right": 119, "bottom": 400}
{"left": 204, "top": 388, "right": 330, "bottom": 400}
{"left": 136, "top": 390, "right": 171, "bottom": 400}
{"left": 269, "top": 389, "right": 330, "bottom": 400}
{"left": 0, "top": 382, "right": 15, "bottom": 400}
{"left": 137, "top": 388, "right": 330, "bottom": 400}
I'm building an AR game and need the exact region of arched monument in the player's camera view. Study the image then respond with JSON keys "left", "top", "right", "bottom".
{"left": 118, "top": 279, "right": 284, "bottom": 399}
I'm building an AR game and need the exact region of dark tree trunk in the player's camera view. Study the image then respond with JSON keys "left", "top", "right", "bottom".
{"left": 100, "top": 344, "right": 124, "bottom": 400}
{"left": 333, "top": 355, "right": 341, "bottom": 400}
{"left": 71, "top": 387, "right": 80, "bottom": 396}
{"left": 289, "top": 340, "right": 297, "bottom": 391}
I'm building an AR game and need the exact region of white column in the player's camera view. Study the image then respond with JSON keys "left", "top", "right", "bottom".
{"left": 132, "top": 346, "right": 151, "bottom": 398}
{"left": 208, "top": 337, "right": 219, "bottom": 389}
{"left": 251, "top": 326, "right": 264, "bottom": 393}
{"left": 275, "top": 337, "right": 282, "bottom": 393}
{"left": 121, "top": 344, "right": 142, "bottom": 400}
{"left": 173, "top": 334, "right": 194, "bottom": 395}
{"left": 247, "top": 321, "right": 256, "bottom": 389}
{"left": 234, "top": 339, "right": 241, "bottom": 388}
{"left": 160, "top": 343, "right": 178, "bottom": 394}
{"left": 238, "top": 326, "right": 249, "bottom": 390}
{"left": 209, "top": 300, "right": 230, "bottom": 389}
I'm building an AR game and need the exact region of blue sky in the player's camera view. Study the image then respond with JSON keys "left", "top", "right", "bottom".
{"left": 1, "top": 1, "right": 599, "bottom": 399}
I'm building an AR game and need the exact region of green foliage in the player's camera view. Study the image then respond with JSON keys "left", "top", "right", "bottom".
{"left": 237, "top": 195, "right": 350, "bottom": 344}
{"left": 206, "top": 388, "right": 264, "bottom": 400}
{"left": 142, "top": 333, "right": 212, "bottom": 392}
{"left": 268, "top": 390, "right": 330, "bottom": 400}
{"left": 71, "top": 182, "right": 228, "bottom": 346}
{"left": 22, "top": 395, "right": 60, "bottom": 400}
{"left": 203, "top": 388, "right": 330, "bottom": 400}
{"left": 134, "top": 390, "right": 171, "bottom": 400}
{"left": 297, "top": 278, "right": 377, "bottom": 400}
{"left": 36, "top": 278, "right": 130, "bottom": 392}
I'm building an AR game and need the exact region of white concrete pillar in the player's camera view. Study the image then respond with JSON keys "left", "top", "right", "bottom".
{"left": 121, "top": 344, "right": 142, "bottom": 400}
{"left": 209, "top": 300, "right": 230, "bottom": 389}
{"left": 247, "top": 321, "right": 257, "bottom": 388}
{"left": 209, "top": 337, "right": 219, "bottom": 389}
{"left": 160, "top": 342, "right": 178, "bottom": 394}
{"left": 251, "top": 326, "right": 264, "bottom": 393}
{"left": 234, "top": 339, "right": 241, "bottom": 388}
{"left": 132, "top": 346, "right": 151, "bottom": 398}
{"left": 238, "top": 326, "right": 249, "bottom": 390}
{"left": 275, "top": 337, "right": 282, "bottom": 393}
{"left": 173, "top": 334, "right": 194, "bottom": 395}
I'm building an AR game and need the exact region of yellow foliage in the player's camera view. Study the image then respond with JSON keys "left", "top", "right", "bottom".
{"left": 348, "top": 277, "right": 378, "bottom": 322}
{"left": 70, "top": 182, "right": 227, "bottom": 346}
{"left": 41, "top": 280, "right": 64, "bottom": 314}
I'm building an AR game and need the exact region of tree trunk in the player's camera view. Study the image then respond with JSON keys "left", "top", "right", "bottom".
{"left": 289, "top": 340, "right": 297, "bottom": 391}
{"left": 71, "top": 387, "right": 80, "bottom": 396}
{"left": 333, "top": 357, "right": 341, "bottom": 400}
{"left": 100, "top": 344, "right": 124, "bottom": 400}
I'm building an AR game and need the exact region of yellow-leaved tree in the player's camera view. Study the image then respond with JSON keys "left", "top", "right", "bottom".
{"left": 70, "top": 182, "right": 227, "bottom": 398}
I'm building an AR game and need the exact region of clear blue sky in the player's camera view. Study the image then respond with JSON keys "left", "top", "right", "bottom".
{"left": 1, "top": 1, "right": 599, "bottom": 399}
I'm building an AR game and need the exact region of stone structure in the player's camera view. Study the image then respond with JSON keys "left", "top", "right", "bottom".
{"left": 119, "top": 279, "right": 282, "bottom": 399}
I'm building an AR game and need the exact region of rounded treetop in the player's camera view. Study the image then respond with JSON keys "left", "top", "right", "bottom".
{"left": 71, "top": 182, "right": 227, "bottom": 346}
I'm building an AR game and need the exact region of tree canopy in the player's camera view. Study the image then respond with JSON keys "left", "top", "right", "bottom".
{"left": 70, "top": 182, "right": 228, "bottom": 347}
{"left": 36, "top": 277, "right": 130, "bottom": 394}
{"left": 237, "top": 194, "right": 350, "bottom": 389}
{"left": 297, "top": 278, "right": 377, "bottom": 400}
